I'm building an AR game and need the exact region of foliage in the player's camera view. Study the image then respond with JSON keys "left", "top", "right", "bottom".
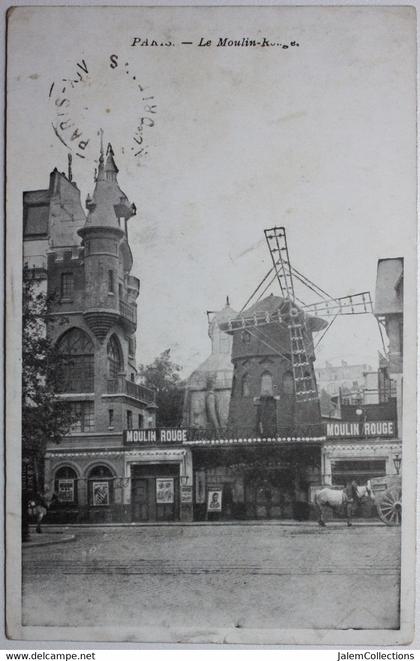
{"left": 138, "top": 349, "right": 185, "bottom": 427}
{"left": 22, "top": 268, "right": 74, "bottom": 490}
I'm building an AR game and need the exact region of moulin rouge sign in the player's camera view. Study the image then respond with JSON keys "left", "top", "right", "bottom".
{"left": 123, "top": 428, "right": 188, "bottom": 445}
{"left": 326, "top": 421, "right": 395, "bottom": 439}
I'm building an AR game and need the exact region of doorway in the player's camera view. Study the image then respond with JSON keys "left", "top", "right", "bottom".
{"left": 131, "top": 463, "right": 179, "bottom": 522}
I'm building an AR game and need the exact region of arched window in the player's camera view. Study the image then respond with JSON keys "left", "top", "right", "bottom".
{"left": 88, "top": 465, "right": 114, "bottom": 506}
{"left": 241, "top": 373, "right": 250, "bottom": 397}
{"left": 56, "top": 328, "right": 94, "bottom": 393}
{"left": 55, "top": 466, "right": 78, "bottom": 504}
{"left": 261, "top": 371, "right": 273, "bottom": 396}
{"left": 107, "top": 335, "right": 123, "bottom": 378}
{"left": 283, "top": 371, "right": 294, "bottom": 395}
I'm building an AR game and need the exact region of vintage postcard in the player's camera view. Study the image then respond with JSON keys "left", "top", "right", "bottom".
{"left": 5, "top": 5, "right": 417, "bottom": 645}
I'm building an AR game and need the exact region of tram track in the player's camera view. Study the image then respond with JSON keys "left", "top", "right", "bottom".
{"left": 23, "top": 558, "right": 400, "bottom": 577}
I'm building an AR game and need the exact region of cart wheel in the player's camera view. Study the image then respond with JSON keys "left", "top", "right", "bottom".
{"left": 377, "top": 487, "right": 402, "bottom": 526}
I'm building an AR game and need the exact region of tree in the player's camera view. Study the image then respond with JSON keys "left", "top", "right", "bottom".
{"left": 22, "top": 269, "right": 74, "bottom": 507}
{"left": 138, "top": 349, "right": 185, "bottom": 427}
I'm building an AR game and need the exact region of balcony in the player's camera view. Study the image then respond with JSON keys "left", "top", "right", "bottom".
{"left": 119, "top": 299, "right": 137, "bottom": 326}
{"left": 107, "top": 376, "right": 156, "bottom": 405}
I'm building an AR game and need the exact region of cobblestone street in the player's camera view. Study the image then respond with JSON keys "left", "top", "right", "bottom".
{"left": 22, "top": 523, "right": 400, "bottom": 631}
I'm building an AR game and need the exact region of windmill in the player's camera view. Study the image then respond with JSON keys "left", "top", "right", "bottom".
{"left": 219, "top": 226, "right": 373, "bottom": 434}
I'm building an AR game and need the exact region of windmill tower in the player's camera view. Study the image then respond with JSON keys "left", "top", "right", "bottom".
{"left": 220, "top": 227, "right": 373, "bottom": 437}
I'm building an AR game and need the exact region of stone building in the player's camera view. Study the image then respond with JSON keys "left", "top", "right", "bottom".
{"left": 23, "top": 146, "right": 193, "bottom": 523}
{"left": 315, "top": 360, "right": 373, "bottom": 399}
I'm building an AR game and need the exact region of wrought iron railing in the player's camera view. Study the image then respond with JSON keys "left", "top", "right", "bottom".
{"left": 107, "top": 376, "right": 156, "bottom": 404}
{"left": 119, "top": 300, "right": 136, "bottom": 323}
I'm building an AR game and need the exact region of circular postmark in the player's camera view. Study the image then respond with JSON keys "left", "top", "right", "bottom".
{"left": 49, "top": 54, "right": 157, "bottom": 163}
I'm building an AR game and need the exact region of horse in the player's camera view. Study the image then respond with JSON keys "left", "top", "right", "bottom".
{"left": 314, "top": 481, "right": 361, "bottom": 527}
{"left": 27, "top": 488, "right": 57, "bottom": 533}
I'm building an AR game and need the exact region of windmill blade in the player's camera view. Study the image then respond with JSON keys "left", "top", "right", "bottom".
{"left": 218, "top": 302, "right": 290, "bottom": 333}
{"left": 302, "top": 291, "right": 373, "bottom": 317}
{"left": 264, "top": 226, "right": 295, "bottom": 300}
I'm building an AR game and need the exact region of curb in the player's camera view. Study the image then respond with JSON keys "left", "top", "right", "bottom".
{"left": 37, "top": 520, "right": 387, "bottom": 531}
{"left": 23, "top": 534, "right": 76, "bottom": 548}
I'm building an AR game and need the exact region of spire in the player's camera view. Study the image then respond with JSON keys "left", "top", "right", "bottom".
{"left": 82, "top": 136, "right": 136, "bottom": 229}
{"left": 67, "top": 153, "right": 72, "bottom": 182}
{"left": 105, "top": 143, "right": 119, "bottom": 181}
{"left": 97, "top": 129, "right": 105, "bottom": 181}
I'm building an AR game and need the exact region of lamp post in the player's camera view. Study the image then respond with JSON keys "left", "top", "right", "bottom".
{"left": 393, "top": 452, "right": 402, "bottom": 475}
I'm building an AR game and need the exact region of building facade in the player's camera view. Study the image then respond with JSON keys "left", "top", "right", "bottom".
{"left": 23, "top": 147, "right": 193, "bottom": 523}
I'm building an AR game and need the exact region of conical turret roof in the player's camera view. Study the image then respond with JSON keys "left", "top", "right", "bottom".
{"left": 81, "top": 140, "right": 136, "bottom": 232}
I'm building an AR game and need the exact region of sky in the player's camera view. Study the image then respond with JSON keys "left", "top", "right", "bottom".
{"left": 7, "top": 6, "right": 417, "bottom": 376}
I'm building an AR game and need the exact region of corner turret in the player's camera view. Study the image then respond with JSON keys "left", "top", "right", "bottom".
{"left": 77, "top": 138, "right": 138, "bottom": 341}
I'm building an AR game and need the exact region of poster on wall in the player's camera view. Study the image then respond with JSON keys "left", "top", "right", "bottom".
{"left": 92, "top": 482, "right": 109, "bottom": 506}
{"left": 57, "top": 479, "right": 75, "bottom": 503}
{"left": 156, "top": 478, "right": 174, "bottom": 504}
{"left": 207, "top": 489, "right": 223, "bottom": 512}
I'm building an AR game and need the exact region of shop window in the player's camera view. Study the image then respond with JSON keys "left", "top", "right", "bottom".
{"left": 69, "top": 401, "right": 95, "bottom": 432}
{"left": 331, "top": 460, "right": 386, "bottom": 486}
{"left": 61, "top": 272, "right": 74, "bottom": 299}
{"left": 107, "top": 335, "right": 123, "bottom": 379}
{"left": 127, "top": 410, "right": 133, "bottom": 429}
{"left": 261, "top": 371, "right": 273, "bottom": 396}
{"left": 241, "top": 373, "right": 250, "bottom": 398}
{"left": 88, "top": 465, "right": 114, "bottom": 506}
{"left": 56, "top": 328, "right": 94, "bottom": 393}
{"left": 283, "top": 371, "right": 294, "bottom": 395}
{"left": 54, "top": 466, "right": 78, "bottom": 504}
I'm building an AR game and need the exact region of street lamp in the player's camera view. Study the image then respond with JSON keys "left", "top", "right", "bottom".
{"left": 393, "top": 452, "right": 402, "bottom": 475}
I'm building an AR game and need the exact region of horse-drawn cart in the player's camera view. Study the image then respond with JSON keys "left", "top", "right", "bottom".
{"left": 369, "top": 475, "right": 402, "bottom": 526}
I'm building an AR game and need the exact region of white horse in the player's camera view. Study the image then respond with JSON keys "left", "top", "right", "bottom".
{"left": 28, "top": 488, "right": 57, "bottom": 533}
{"left": 314, "top": 481, "right": 373, "bottom": 527}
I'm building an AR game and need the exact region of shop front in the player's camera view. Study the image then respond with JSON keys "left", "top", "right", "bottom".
{"left": 190, "top": 440, "right": 322, "bottom": 521}
{"left": 321, "top": 420, "right": 401, "bottom": 519}
{"left": 121, "top": 437, "right": 194, "bottom": 522}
